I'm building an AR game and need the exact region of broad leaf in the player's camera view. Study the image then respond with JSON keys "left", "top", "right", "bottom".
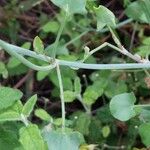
{"left": 109, "top": 93, "right": 137, "bottom": 121}
{"left": 125, "top": 0, "right": 150, "bottom": 23}
{"left": 35, "top": 109, "right": 52, "bottom": 122}
{"left": 0, "top": 87, "right": 23, "bottom": 110}
{"left": 22, "top": 95, "right": 37, "bottom": 117}
{"left": 94, "top": 5, "right": 116, "bottom": 30}
{"left": 43, "top": 130, "right": 84, "bottom": 150}
{"left": 19, "top": 124, "right": 46, "bottom": 150}
{"left": 33, "top": 36, "right": 44, "bottom": 54}
{"left": 139, "top": 123, "right": 150, "bottom": 147}
{"left": 50, "top": 0, "right": 87, "bottom": 14}
{"left": 0, "top": 127, "right": 21, "bottom": 150}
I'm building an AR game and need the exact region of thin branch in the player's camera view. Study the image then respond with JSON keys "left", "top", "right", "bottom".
{"left": 0, "top": 40, "right": 150, "bottom": 70}
{"left": 56, "top": 61, "right": 66, "bottom": 132}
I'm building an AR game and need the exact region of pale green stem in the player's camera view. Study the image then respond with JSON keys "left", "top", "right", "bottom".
{"left": 21, "top": 114, "right": 29, "bottom": 126}
{"left": 1, "top": 39, "right": 150, "bottom": 70}
{"left": 65, "top": 19, "right": 133, "bottom": 47}
{"left": 56, "top": 61, "right": 66, "bottom": 132}
{"left": 134, "top": 104, "right": 150, "bottom": 108}
{"left": 52, "top": 13, "right": 68, "bottom": 58}
{"left": 77, "top": 94, "right": 91, "bottom": 114}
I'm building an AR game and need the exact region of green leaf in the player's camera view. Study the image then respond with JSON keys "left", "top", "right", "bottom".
{"left": 0, "top": 87, "right": 23, "bottom": 110}
{"left": 105, "top": 80, "right": 128, "bottom": 98}
{"left": 83, "top": 88, "right": 99, "bottom": 105}
{"left": 102, "top": 125, "right": 110, "bottom": 138}
{"left": 94, "top": 5, "right": 116, "bottom": 30}
{"left": 125, "top": 0, "right": 150, "bottom": 23}
{"left": 22, "top": 42, "right": 31, "bottom": 49}
{"left": 7, "top": 57, "right": 21, "bottom": 69}
{"left": 22, "top": 95, "right": 37, "bottom": 117}
{"left": 50, "top": 0, "right": 87, "bottom": 14}
{"left": 19, "top": 124, "right": 46, "bottom": 150}
{"left": 42, "top": 21, "right": 59, "bottom": 33}
{"left": 35, "top": 109, "right": 52, "bottom": 122}
{"left": 109, "top": 93, "right": 137, "bottom": 121}
{"left": 0, "top": 111, "right": 20, "bottom": 122}
{"left": 0, "top": 61, "right": 8, "bottom": 79}
{"left": 43, "top": 130, "right": 84, "bottom": 150}
{"left": 64, "top": 91, "right": 76, "bottom": 103}
{"left": 74, "top": 77, "right": 81, "bottom": 95}
{"left": 33, "top": 36, "right": 44, "bottom": 54}
{"left": 139, "top": 123, "right": 150, "bottom": 147}
{"left": 74, "top": 113, "right": 91, "bottom": 136}
{"left": 0, "top": 126, "right": 21, "bottom": 150}
{"left": 37, "top": 70, "right": 50, "bottom": 81}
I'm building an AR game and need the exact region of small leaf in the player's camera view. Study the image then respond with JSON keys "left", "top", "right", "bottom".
{"left": 74, "top": 77, "right": 81, "bottom": 95}
{"left": 139, "top": 123, "right": 150, "bottom": 147}
{"left": 22, "top": 95, "right": 37, "bottom": 117}
{"left": 35, "top": 109, "right": 52, "bottom": 122}
{"left": 94, "top": 5, "right": 116, "bottom": 30}
{"left": 22, "top": 42, "right": 31, "bottom": 49}
{"left": 33, "top": 36, "right": 44, "bottom": 54}
{"left": 42, "top": 21, "right": 59, "bottom": 33}
{"left": 102, "top": 125, "right": 110, "bottom": 138}
{"left": 50, "top": 0, "right": 87, "bottom": 14}
{"left": 43, "top": 130, "right": 84, "bottom": 150}
{"left": 83, "top": 86, "right": 99, "bottom": 105}
{"left": 109, "top": 92, "right": 137, "bottom": 121}
{"left": 64, "top": 91, "right": 76, "bottom": 103}
{"left": 0, "top": 87, "right": 23, "bottom": 110}
{"left": 0, "top": 61, "right": 8, "bottom": 78}
{"left": 0, "top": 111, "right": 20, "bottom": 122}
{"left": 19, "top": 124, "right": 46, "bottom": 150}
{"left": 37, "top": 70, "right": 50, "bottom": 81}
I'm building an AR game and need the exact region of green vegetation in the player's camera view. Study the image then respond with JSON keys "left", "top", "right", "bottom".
{"left": 0, "top": 0, "right": 150, "bottom": 149}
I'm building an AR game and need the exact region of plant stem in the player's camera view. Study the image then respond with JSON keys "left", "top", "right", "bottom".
{"left": 21, "top": 114, "right": 29, "bottom": 126}
{"left": 52, "top": 13, "right": 68, "bottom": 58}
{"left": 134, "top": 104, "right": 150, "bottom": 108}
{"left": 1, "top": 39, "right": 150, "bottom": 70}
{"left": 65, "top": 31, "right": 88, "bottom": 47}
{"left": 65, "top": 19, "right": 133, "bottom": 47}
{"left": 56, "top": 61, "right": 66, "bottom": 132}
{"left": 77, "top": 94, "right": 91, "bottom": 114}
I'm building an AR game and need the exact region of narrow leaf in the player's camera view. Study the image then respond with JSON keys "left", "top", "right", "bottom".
{"left": 22, "top": 95, "right": 37, "bottom": 117}
{"left": 35, "top": 109, "right": 52, "bottom": 122}
{"left": 33, "top": 36, "right": 44, "bottom": 54}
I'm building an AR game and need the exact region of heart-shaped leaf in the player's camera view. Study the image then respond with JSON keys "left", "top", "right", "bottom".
{"left": 50, "top": 0, "right": 87, "bottom": 14}
{"left": 94, "top": 5, "right": 116, "bottom": 30}
{"left": 43, "top": 130, "right": 84, "bottom": 150}
{"left": 109, "top": 93, "right": 137, "bottom": 121}
{"left": 125, "top": 0, "right": 150, "bottom": 23}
